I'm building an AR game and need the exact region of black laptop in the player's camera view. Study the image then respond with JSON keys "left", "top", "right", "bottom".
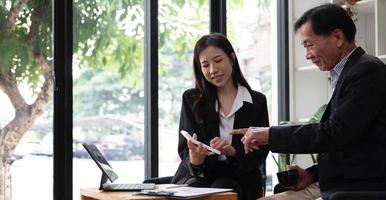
{"left": 82, "top": 143, "right": 155, "bottom": 191}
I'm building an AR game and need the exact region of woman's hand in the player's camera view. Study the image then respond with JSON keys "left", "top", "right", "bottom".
{"left": 188, "top": 133, "right": 208, "bottom": 166}
{"left": 209, "top": 137, "right": 236, "bottom": 157}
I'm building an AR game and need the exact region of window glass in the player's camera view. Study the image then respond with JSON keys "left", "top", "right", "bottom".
{"left": 73, "top": 1, "right": 145, "bottom": 198}
{"left": 158, "top": 0, "right": 210, "bottom": 176}
{"left": 1, "top": 0, "right": 53, "bottom": 199}
{"left": 227, "top": 0, "right": 278, "bottom": 195}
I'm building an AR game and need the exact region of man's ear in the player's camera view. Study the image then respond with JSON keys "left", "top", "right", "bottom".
{"left": 333, "top": 29, "right": 345, "bottom": 48}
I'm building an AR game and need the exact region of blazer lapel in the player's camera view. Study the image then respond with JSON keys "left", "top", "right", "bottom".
{"left": 233, "top": 102, "right": 254, "bottom": 146}
{"left": 331, "top": 47, "right": 365, "bottom": 99}
{"left": 321, "top": 101, "right": 331, "bottom": 122}
{"left": 327, "top": 47, "right": 365, "bottom": 110}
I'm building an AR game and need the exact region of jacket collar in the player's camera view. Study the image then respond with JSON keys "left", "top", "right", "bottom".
{"left": 322, "top": 47, "right": 366, "bottom": 122}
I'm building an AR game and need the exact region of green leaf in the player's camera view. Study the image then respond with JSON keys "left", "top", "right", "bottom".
{"left": 102, "top": 57, "right": 107, "bottom": 66}
{"left": 308, "top": 104, "right": 328, "bottom": 123}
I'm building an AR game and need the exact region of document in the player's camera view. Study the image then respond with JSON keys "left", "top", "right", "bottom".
{"left": 134, "top": 185, "right": 233, "bottom": 199}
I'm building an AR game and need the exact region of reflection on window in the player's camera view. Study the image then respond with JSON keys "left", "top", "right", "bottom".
{"left": 73, "top": 1, "right": 145, "bottom": 199}
{"left": 158, "top": 0, "right": 210, "bottom": 176}
{"left": 227, "top": 0, "right": 278, "bottom": 195}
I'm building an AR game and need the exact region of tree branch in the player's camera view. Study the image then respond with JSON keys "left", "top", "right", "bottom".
{"left": 0, "top": 67, "right": 28, "bottom": 155}
{"left": 28, "top": 0, "right": 53, "bottom": 114}
{"left": 28, "top": 0, "right": 49, "bottom": 49}
{"left": 0, "top": 69, "right": 27, "bottom": 110}
{"left": 6, "top": 0, "right": 29, "bottom": 37}
{"left": 0, "top": 54, "right": 52, "bottom": 158}
{"left": 31, "top": 53, "right": 53, "bottom": 113}
{"left": 1, "top": 0, "right": 52, "bottom": 158}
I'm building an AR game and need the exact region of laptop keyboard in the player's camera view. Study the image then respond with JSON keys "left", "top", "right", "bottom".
{"left": 105, "top": 183, "right": 155, "bottom": 190}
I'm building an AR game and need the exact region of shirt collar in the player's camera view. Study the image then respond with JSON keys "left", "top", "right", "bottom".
{"left": 237, "top": 85, "right": 253, "bottom": 104}
{"left": 216, "top": 85, "right": 252, "bottom": 118}
{"left": 329, "top": 47, "right": 358, "bottom": 79}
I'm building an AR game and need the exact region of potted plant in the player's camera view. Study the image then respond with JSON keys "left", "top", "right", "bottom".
{"left": 270, "top": 104, "right": 326, "bottom": 192}
{"left": 273, "top": 104, "right": 327, "bottom": 172}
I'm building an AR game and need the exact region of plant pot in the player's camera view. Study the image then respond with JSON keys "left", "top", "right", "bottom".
{"left": 276, "top": 169, "right": 298, "bottom": 188}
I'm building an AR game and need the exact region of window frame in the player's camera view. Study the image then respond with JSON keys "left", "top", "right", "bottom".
{"left": 53, "top": 0, "right": 288, "bottom": 199}
{"left": 53, "top": 0, "right": 73, "bottom": 199}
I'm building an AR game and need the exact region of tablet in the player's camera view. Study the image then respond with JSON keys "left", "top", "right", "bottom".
{"left": 82, "top": 143, "right": 155, "bottom": 191}
{"left": 180, "top": 130, "right": 221, "bottom": 155}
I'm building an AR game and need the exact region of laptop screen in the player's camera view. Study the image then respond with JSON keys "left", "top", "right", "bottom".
{"left": 82, "top": 143, "right": 119, "bottom": 182}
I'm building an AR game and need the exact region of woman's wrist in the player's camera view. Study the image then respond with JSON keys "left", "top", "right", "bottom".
{"left": 226, "top": 146, "right": 237, "bottom": 157}
{"left": 190, "top": 155, "right": 204, "bottom": 166}
{"left": 190, "top": 160, "right": 204, "bottom": 166}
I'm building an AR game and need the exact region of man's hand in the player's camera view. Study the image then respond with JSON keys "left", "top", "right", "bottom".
{"left": 230, "top": 127, "right": 269, "bottom": 153}
{"left": 209, "top": 137, "right": 236, "bottom": 157}
{"left": 287, "top": 165, "right": 314, "bottom": 191}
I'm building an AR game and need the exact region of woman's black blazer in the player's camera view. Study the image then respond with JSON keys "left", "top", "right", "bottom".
{"left": 171, "top": 88, "right": 269, "bottom": 186}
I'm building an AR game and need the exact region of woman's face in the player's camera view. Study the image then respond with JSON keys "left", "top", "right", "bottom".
{"left": 198, "top": 46, "right": 234, "bottom": 89}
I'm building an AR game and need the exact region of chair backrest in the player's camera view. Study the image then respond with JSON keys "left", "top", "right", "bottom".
{"left": 258, "top": 161, "right": 267, "bottom": 197}
{"left": 330, "top": 191, "right": 386, "bottom": 200}
{"left": 143, "top": 176, "right": 173, "bottom": 184}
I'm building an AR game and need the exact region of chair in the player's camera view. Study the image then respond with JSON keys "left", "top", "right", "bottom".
{"left": 329, "top": 191, "right": 386, "bottom": 200}
{"left": 272, "top": 185, "right": 386, "bottom": 200}
{"left": 258, "top": 161, "right": 267, "bottom": 197}
{"left": 273, "top": 183, "right": 289, "bottom": 194}
{"left": 143, "top": 176, "right": 173, "bottom": 184}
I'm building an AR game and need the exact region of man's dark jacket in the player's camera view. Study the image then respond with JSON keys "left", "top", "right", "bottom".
{"left": 270, "top": 47, "right": 386, "bottom": 194}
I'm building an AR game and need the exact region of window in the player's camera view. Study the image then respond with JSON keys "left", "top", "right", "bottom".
{"left": 227, "top": 0, "right": 278, "bottom": 194}
{"left": 157, "top": 0, "right": 210, "bottom": 177}
{"left": 1, "top": 0, "right": 287, "bottom": 199}
{"left": 72, "top": 1, "right": 145, "bottom": 198}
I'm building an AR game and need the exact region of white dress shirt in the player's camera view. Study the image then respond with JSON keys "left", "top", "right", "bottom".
{"left": 215, "top": 85, "right": 252, "bottom": 160}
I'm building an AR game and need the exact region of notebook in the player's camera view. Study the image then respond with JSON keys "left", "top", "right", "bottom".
{"left": 82, "top": 143, "right": 155, "bottom": 191}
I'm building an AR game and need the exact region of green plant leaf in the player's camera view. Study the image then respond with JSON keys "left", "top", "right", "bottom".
{"left": 308, "top": 104, "right": 328, "bottom": 123}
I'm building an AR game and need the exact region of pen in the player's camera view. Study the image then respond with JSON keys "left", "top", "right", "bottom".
{"left": 165, "top": 184, "right": 188, "bottom": 189}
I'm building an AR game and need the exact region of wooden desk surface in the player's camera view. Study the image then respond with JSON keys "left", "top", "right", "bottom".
{"left": 80, "top": 188, "right": 237, "bottom": 200}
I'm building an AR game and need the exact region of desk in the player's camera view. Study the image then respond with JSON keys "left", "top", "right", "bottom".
{"left": 80, "top": 188, "right": 237, "bottom": 200}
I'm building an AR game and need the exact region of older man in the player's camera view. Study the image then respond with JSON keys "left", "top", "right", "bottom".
{"left": 232, "top": 3, "right": 386, "bottom": 200}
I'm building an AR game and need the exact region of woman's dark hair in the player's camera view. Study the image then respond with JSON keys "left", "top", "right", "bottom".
{"left": 294, "top": 3, "right": 356, "bottom": 42}
{"left": 192, "top": 33, "right": 251, "bottom": 113}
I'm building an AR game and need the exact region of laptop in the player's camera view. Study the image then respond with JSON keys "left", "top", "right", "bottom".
{"left": 82, "top": 143, "right": 155, "bottom": 191}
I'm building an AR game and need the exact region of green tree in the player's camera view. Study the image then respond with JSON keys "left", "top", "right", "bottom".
{"left": 0, "top": 0, "right": 209, "bottom": 199}
{"left": 73, "top": 68, "right": 144, "bottom": 117}
{"left": 0, "top": 1, "right": 52, "bottom": 199}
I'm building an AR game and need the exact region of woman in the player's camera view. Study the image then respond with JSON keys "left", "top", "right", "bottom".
{"left": 171, "top": 33, "right": 269, "bottom": 200}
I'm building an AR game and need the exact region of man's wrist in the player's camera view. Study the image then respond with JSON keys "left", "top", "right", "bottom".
{"left": 264, "top": 127, "right": 269, "bottom": 144}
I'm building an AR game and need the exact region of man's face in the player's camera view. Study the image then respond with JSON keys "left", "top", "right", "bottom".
{"left": 300, "top": 21, "right": 342, "bottom": 71}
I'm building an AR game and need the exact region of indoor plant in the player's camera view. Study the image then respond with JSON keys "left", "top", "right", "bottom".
{"left": 273, "top": 104, "right": 327, "bottom": 172}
